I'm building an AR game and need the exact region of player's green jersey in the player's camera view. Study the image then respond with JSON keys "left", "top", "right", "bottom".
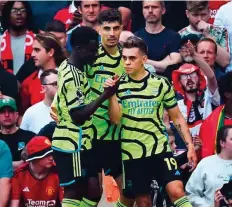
{"left": 86, "top": 44, "right": 124, "bottom": 141}
{"left": 117, "top": 72, "right": 177, "bottom": 160}
{"left": 52, "top": 60, "right": 96, "bottom": 152}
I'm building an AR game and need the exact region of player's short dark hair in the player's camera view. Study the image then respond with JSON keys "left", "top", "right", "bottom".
{"left": 70, "top": 26, "right": 99, "bottom": 48}
{"left": 44, "top": 20, "right": 66, "bottom": 33}
{"left": 97, "top": 8, "right": 122, "bottom": 25}
{"left": 40, "top": 69, "right": 58, "bottom": 85}
{"left": 186, "top": 1, "right": 209, "bottom": 12}
{"left": 218, "top": 72, "right": 232, "bottom": 102}
{"left": 196, "top": 38, "right": 217, "bottom": 54}
{"left": 216, "top": 125, "right": 232, "bottom": 154}
{"left": 123, "top": 36, "right": 148, "bottom": 55}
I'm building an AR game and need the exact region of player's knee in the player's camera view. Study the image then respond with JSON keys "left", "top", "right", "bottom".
{"left": 166, "top": 181, "right": 185, "bottom": 202}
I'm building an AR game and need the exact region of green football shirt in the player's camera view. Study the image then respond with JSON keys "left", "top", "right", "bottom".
{"left": 117, "top": 72, "right": 177, "bottom": 160}
{"left": 86, "top": 44, "right": 124, "bottom": 141}
{"left": 52, "top": 60, "right": 95, "bottom": 152}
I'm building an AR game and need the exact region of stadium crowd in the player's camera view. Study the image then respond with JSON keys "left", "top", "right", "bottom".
{"left": 0, "top": 0, "right": 232, "bottom": 207}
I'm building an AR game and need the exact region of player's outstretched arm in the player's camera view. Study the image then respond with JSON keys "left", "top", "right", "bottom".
{"left": 104, "top": 76, "right": 122, "bottom": 124}
{"left": 167, "top": 106, "right": 197, "bottom": 171}
{"left": 70, "top": 79, "right": 119, "bottom": 126}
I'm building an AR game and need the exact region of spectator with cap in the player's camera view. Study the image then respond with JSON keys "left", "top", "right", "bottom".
{"left": 0, "top": 140, "right": 13, "bottom": 207}
{"left": 179, "top": 34, "right": 201, "bottom": 64}
{"left": 200, "top": 72, "right": 232, "bottom": 159}
{"left": 20, "top": 70, "right": 58, "bottom": 134}
{"left": 172, "top": 41, "right": 220, "bottom": 148}
{"left": 179, "top": 35, "right": 225, "bottom": 81}
{"left": 10, "top": 136, "right": 63, "bottom": 207}
{"left": 0, "top": 96, "right": 35, "bottom": 170}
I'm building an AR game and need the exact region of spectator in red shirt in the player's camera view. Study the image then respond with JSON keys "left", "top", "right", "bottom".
{"left": 54, "top": 1, "right": 81, "bottom": 31}
{"left": 20, "top": 33, "right": 65, "bottom": 114}
{"left": 10, "top": 136, "right": 63, "bottom": 207}
{"left": 16, "top": 20, "right": 68, "bottom": 84}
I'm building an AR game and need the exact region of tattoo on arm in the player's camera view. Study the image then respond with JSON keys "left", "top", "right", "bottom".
{"left": 174, "top": 123, "right": 189, "bottom": 145}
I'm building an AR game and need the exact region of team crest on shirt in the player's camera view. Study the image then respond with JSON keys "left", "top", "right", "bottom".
{"left": 46, "top": 187, "right": 55, "bottom": 196}
{"left": 18, "top": 142, "right": 25, "bottom": 151}
{"left": 76, "top": 89, "right": 84, "bottom": 104}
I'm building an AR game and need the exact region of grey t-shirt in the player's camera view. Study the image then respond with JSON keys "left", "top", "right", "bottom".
{"left": 11, "top": 34, "right": 26, "bottom": 74}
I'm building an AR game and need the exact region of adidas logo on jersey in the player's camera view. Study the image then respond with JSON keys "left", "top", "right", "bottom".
{"left": 124, "top": 89, "right": 131, "bottom": 95}
{"left": 23, "top": 187, "right": 30, "bottom": 192}
{"left": 175, "top": 170, "right": 181, "bottom": 176}
{"left": 100, "top": 65, "right": 104, "bottom": 70}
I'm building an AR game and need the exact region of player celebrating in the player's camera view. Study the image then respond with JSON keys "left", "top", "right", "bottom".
{"left": 104, "top": 36, "right": 197, "bottom": 207}
{"left": 87, "top": 9, "right": 124, "bottom": 189}
{"left": 52, "top": 26, "right": 118, "bottom": 207}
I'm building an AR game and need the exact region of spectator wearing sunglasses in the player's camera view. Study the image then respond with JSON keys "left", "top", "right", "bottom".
{"left": 20, "top": 70, "right": 58, "bottom": 134}
{"left": 172, "top": 40, "right": 220, "bottom": 150}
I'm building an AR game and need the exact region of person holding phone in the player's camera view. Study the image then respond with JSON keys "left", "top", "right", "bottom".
{"left": 186, "top": 125, "right": 232, "bottom": 207}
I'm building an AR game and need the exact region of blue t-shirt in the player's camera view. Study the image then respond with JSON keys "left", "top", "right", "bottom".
{"left": 135, "top": 27, "right": 181, "bottom": 61}
{"left": 0, "top": 140, "right": 13, "bottom": 178}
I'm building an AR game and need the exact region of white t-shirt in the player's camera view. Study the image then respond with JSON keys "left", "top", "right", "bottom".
{"left": 214, "top": 1, "right": 232, "bottom": 72}
{"left": 20, "top": 101, "right": 53, "bottom": 134}
{"left": 186, "top": 155, "right": 232, "bottom": 207}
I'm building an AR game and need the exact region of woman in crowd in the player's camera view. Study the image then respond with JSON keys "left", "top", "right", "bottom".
{"left": 186, "top": 125, "right": 232, "bottom": 207}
